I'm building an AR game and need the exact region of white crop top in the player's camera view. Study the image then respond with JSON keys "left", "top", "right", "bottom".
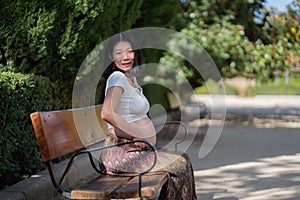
{"left": 105, "top": 71, "right": 150, "bottom": 129}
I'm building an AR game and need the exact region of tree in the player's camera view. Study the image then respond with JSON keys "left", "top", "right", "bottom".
{"left": 265, "top": 1, "right": 300, "bottom": 70}
{"left": 132, "top": 0, "right": 183, "bottom": 63}
{"left": 158, "top": 0, "right": 294, "bottom": 85}
{"left": 177, "top": 0, "right": 269, "bottom": 42}
{"left": 0, "top": 0, "right": 143, "bottom": 107}
{"left": 133, "top": 0, "right": 182, "bottom": 29}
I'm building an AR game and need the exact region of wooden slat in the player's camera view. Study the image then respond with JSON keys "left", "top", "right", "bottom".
{"left": 112, "top": 173, "right": 168, "bottom": 199}
{"left": 71, "top": 174, "right": 131, "bottom": 199}
{"left": 39, "top": 110, "right": 84, "bottom": 161}
{"left": 30, "top": 112, "right": 50, "bottom": 161}
{"left": 71, "top": 173, "right": 168, "bottom": 199}
{"left": 30, "top": 105, "right": 110, "bottom": 161}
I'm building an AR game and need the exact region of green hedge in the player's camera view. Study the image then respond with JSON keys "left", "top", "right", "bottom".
{"left": 0, "top": 72, "right": 61, "bottom": 189}
{"left": 0, "top": 0, "right": 142, "bottom": 82}
{"left": 0, "top": 0, "right": 143, "bottom": 108}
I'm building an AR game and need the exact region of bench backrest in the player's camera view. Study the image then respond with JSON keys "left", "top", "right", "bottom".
{"left": 30, "top": 105, "right": 109, "bottom": 162}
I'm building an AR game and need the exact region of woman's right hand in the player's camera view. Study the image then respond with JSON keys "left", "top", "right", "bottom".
{"left": 133, "top": 135, "right": 156, "bottom": 149}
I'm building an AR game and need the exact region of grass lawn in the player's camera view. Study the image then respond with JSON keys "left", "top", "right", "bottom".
{"left": 195, "top": 75, "right": 300, "bottom": 96}
{"left": 255, "top": 77, "right": 300, "bottom": 95}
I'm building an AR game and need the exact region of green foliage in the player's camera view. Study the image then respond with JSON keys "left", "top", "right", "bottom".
{"left": 0, "top": 1, "right": 143, "bottom": 188}
{"left": 0, "top": 72, "right": 61, "bottom": 189}
{"left": 143, "top": 83, "right": 170, "bottom": 109}
{"left": 159, "top": 0, "right": 298, "bottom": 86}
{"left": 179, "top": 0, "right": 268, "bottom": 42}
{"left": 133, "top": 0, "right": 182, "bottom": 29}
{"left": 132, "top": 0, "right": 183, "bottom": 64}
{"left": 0, "top": 0, "right": 142, "bottom": 76}
{"left": 265, "top": 1, "right": 299, "bottom": 43}
{"left": 194, "top": 79, "right": 220, "bottom": 94}
{"left": 0, "top": 0, "right": 143, "bottom": 107}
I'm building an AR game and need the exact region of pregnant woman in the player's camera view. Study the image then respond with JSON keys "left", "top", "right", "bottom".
{"left": 100, "top": 32, "right": 197, "bottom": 200}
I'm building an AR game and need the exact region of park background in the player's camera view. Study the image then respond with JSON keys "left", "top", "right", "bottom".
{"left": 0, "top": 0, "right": 299, "bottom": 191}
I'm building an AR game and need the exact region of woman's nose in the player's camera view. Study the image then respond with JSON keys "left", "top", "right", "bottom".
{"left": 123, "top": 52, "right": 129, "bottom": 59}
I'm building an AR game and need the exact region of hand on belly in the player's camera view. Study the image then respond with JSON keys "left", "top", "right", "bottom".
{"left": 109, "top": 117, "right": 157, "bottom": 145}
{"left": 131, "top": 117, "right": 156, "bottom": 144}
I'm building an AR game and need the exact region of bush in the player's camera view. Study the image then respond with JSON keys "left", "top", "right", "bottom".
{"left": 194, "top": 79, "right": 221, "bottom": 94}
{"left": 0, "top": 72, "right": 61, "bottom": 189}
{"left": 159, "top": 1, "right": 299, "bottom": 86}
{"left": 0, "top": 0, "right": 142, "bottom": 81}
{"left": 0, "top": 0, "right": 143, "bottom": 108}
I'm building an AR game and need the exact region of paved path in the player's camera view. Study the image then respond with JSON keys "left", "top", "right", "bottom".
{"left": 186, "top": 95, "right": 300, "bottom": 200}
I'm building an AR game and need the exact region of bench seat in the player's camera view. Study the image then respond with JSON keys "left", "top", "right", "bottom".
{"left": 30, "top": 105, "right": 176, "bottom": 199}
{"left": 71, "top": 173, "right": 168, "bottom": 199}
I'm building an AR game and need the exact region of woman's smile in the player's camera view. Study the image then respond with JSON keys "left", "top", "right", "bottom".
{"left": 122, "top": 61, "right": 133, "bottom": 67}
{"left": 112, "top": 41, "right": 135, "bottom": 73}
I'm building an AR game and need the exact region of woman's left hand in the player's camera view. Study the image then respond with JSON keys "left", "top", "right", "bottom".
{"left": 133, "top": 139, "right": 153, "bottom": 150}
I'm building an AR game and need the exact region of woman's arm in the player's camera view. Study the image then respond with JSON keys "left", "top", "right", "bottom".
{"left": 101, "top": 86, "right": 156, "bottom": 144}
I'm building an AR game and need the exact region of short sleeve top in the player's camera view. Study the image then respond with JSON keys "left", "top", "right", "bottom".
{"left": 105, "top": 71, "right": 150, "bottom": 128}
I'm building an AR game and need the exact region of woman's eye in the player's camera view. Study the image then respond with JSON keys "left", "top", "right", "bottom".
{"left": 113, "top": 49, "right": 134, "bottom": 58}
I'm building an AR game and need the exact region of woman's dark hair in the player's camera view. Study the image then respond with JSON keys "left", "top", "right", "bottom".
{"left": 101, "top": 32, "right": 145, "bottom": 79}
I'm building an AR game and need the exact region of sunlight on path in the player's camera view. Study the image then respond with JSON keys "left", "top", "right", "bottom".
{"left": 195, "top": 153, "right": 300, "bottom": 200}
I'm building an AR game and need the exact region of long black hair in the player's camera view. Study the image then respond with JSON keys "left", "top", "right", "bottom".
{"left": 101, "top": 32, "right": 145, "bottom": 79}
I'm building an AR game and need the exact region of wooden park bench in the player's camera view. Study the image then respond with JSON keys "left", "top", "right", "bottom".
{"left": 30, "top": 104, "right": 187, "bottom": 199}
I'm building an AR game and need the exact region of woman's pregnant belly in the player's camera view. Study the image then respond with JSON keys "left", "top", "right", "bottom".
{"left": 110, "top": 117, "right": 156, "bottom": 145}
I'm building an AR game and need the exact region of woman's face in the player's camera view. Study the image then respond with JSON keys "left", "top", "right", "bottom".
{"left": 111, "top": 41, "right": 135, "bottom": 73}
